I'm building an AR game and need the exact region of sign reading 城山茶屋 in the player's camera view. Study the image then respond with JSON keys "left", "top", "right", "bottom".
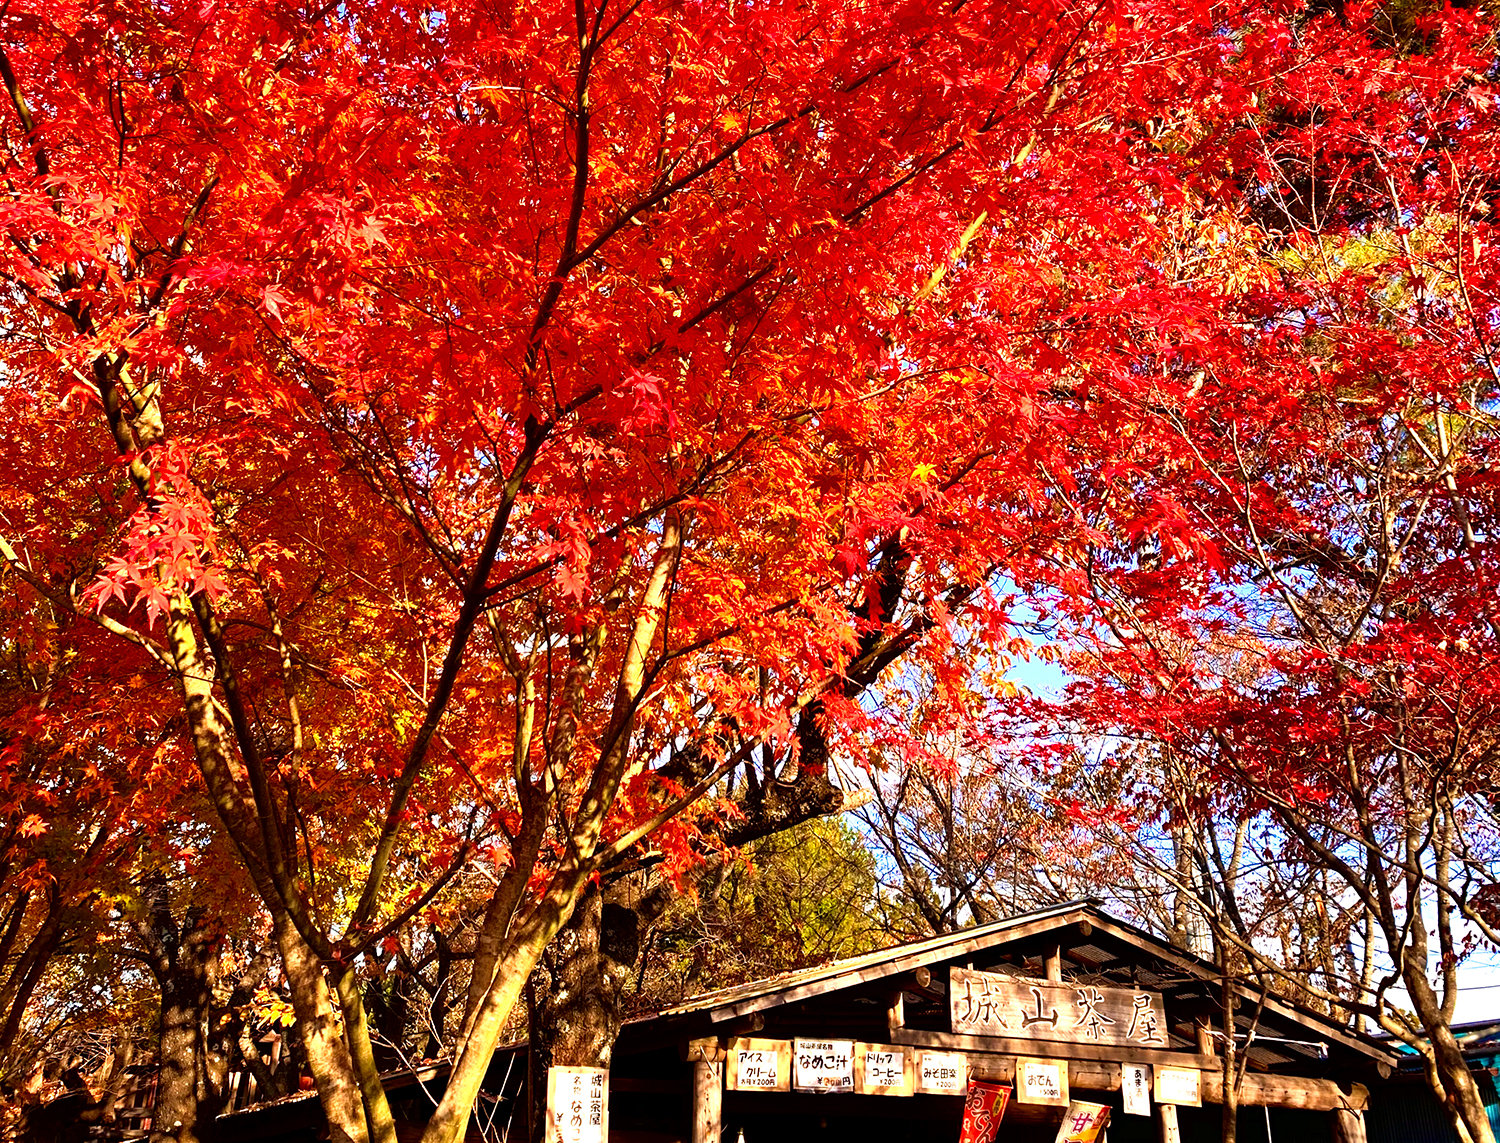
{"left": 545, "top": 1066, "right": 608, "bottom": 1143}
{"left": 949, "top": 968, "right": 1167, "bottom": 1048}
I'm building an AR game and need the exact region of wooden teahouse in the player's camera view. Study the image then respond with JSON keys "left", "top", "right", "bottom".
{"left": 218, "top": 900, "right": 1402, "bottom": 1142}
{"left": 586, "top": 901, "right": 1395, "bottom": 1143}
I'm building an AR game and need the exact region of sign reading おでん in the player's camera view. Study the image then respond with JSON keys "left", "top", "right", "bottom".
{"left": 949, "top": 968, "right": 1166, "bottom": 1048}
{"left": 1015, "top": 1058, "right": 1069, "bottom": 1106}
{"left": 793, "top": 1038, "right": 855, "bottom": 1093}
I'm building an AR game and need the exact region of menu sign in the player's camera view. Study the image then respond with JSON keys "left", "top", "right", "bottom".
{"left": 854, "top": 1043, "right": 912, "bottom": 1096}
{"left": 546, "top": 1066, "right": 607, "bottom": 1143}
{"left": 950, "top": 968, "right": 1167, "bottom": 1047}
{"left": 727, "top": 1038, "right": 791, "bottom": 1091}
{"left": 1122, "top": 1062, "right": 1152, "bottom": 1115}
{"left": 915, "top": 1049, "right": 968, "bottom": 1094}
{"left": 1015, "top": 1057, "right": 1069, "bottom": 1106}
{"left": 793, "top": 1038, "right": 856, "bottom": 1093}
{"left": 1154, "top": 1065, "right": 1203, "bottom": 1107}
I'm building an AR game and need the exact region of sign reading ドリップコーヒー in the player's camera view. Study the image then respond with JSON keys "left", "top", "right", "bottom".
{"left": 949, "top": 968, "right": 1166, "bottom": 1048}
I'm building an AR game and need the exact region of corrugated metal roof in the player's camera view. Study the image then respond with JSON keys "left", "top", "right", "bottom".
{"left": 643, "top": 899, "right": 1092, "bottom": 1022}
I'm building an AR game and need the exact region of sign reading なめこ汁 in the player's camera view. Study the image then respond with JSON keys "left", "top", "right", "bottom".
{"left": 793, "top": 1038, "right": 856, "bottom": 1093}
{"left": 949, "top": 969, "right": 1166, "bottom": 1048}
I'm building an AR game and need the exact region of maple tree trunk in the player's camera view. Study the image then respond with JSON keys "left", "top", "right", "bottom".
{"left": 1405, "top": 970, "right": 1494, "bottom": 1143}
{"left": 334, "top": 967, "right": 400, "bottom": 1143}
{"left": 151, "top": 921, "right": 220, "bottom": 1143}
{"left": 271, "top": 910, "right": 371, "bottom": 1143}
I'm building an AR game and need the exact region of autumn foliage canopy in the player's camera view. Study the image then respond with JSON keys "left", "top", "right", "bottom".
{"left": 0, "top": 0, "right": 1497, "bottom": 1138}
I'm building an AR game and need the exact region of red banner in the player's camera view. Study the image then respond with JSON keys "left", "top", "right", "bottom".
{"left": 959, "top": 1080, "right": 1012, "bottom": 1143}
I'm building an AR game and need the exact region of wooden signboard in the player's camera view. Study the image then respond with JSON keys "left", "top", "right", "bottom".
{"left": 1015, "top": 1057, "right": 1069, "bottom": 1107}
{"left": 950, "top": 968, "right": 1167, "bottom": 1048}
{"left": 914, "top": 1049, "right": 968, "bottom": 1094}
{"left": 793, "top": 1038, "right": 855, "bottom": 1093}
{"left": 854, "top": 1043, "right": 912, "bottom": 1096}
{"left": 727, "top": 1038, "right": 791, "bottom": 1091}
{"left": 1154, "top": 1066, "right": 1203, "bottom": 1107}
{"left": 546, "top": 1066, "right": 608, "bottom": 1143}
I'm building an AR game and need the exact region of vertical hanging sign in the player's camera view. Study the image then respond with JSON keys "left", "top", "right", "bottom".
{"left": 1054, "top": 1101, "right": 1111, "bottom": 1143}
{"left": 546, "top": 1066, "right": 608, "bottom": 1143}
{"left": 958, "top": 1080, "right": 1012, "bottom": 1143}
{"left": 1122, "top": 1062, "right": 1152, "bottom": 1115}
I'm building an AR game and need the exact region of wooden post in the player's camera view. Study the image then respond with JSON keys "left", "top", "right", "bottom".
{"left": 887, "top": 990, "right": 905, "bottom": 1036}
{"left": 1158, "top": 1103, "right": 1182, "bottom": 1143}
{"left": 692, "top": 1056, "right": 722, "bottom": 1143}
{"left": 1045, "top": 945, "right": 1063, "bottom": 983}
{"left": 1331, "top": 1108, "right": 1368, "bottom": 1143}
{"left": 1195, "top": 1018, "right": 1216, "bottom": 1057}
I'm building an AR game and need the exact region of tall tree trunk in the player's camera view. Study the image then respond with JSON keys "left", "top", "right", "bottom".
{"left": 272, "top": 909, "right": 371, "bottom": 1143}
{"left": 151, "top": 919, "right": 221, "bottom": 1143}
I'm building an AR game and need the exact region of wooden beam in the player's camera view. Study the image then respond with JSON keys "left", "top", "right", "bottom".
{"left": 1045, "top": 945, "right": 1063, "bottom": 983}
{"left": 890, "top": 1027, "right": 1215, "bottom": 1071}
{"left": 889, "top": 1032, "right": 1367, "bottom": 1112}
{"left": 1201, "top": 1073, "right": 1369, "bottom": 1113}
{"left": 887, "top": 991, "right": 904, "bottom": 1037}
{"left": 692, "top": 1057, "right": 722, "bottom": 1143}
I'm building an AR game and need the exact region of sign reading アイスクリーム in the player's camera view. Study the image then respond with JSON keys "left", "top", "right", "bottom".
{"left": 949, "top": 968, "right": 1166, "bottom": 1047}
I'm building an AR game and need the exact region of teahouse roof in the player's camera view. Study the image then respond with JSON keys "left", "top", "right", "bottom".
{"left": 625, "top": 899, "right": 1398, "bottom": 1071}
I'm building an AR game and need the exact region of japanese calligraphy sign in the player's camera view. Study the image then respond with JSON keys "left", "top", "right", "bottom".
{"left": 1153, "top": 1065, "right": 1203, "bottom": 1107}
{"left": 545, "top": 1066, "right": 608, "bottom": 1143}
{"left": 853, "top": 1043, "right": 912, "bottom": 1096}
{"left": 958, "top": 1080, "right": 1012, "bottom": 1143}
{"left": 1121, "top": 1062, "right": 1152, "bottom": 1116}
{"left": 1053, "top": 1101, "right": 1111, "bottom": 1143}
{"left": 949, "top": 968, "right": 1167, "bottom": 1048}
{"left": 727, "top": 1038, "right": 791, "bottom": 1091}
{"left": 914, "top": 1050, "right": 968, "bottom": 1094}
{"left": 793, "top": 1038, "right": 856, "bottom": 1093}
{"left": 1014, "top": 1057, "right": 1069, "bottom": 1106}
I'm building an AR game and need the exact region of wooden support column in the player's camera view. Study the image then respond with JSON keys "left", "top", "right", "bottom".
{"left": 1159, "top": 1103, "right": 1182, "bottom": 1143}
{"left": 686, "top": 1040, "right": 723, "bottom": 1143}
{"left": 1331, "top": 1108, "right": 1368, "bottom": 1143}
{"left": 887, "top": 990, "right": 905, "bottom": 1037}
{"left": 1045, "top": 945, "right": 1063, "bottom": 983}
